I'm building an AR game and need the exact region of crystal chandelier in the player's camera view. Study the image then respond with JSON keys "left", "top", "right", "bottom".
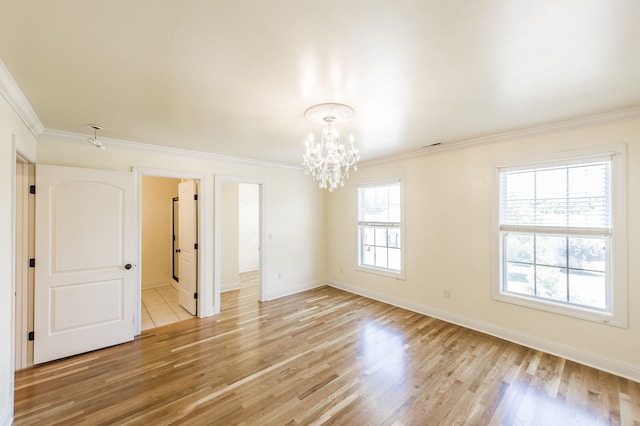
{"left": 302, "top": 103, "right": 360, "bottom": 192}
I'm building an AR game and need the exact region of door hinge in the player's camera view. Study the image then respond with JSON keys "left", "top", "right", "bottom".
{"left": 29, "top": 258, "right": 35, "bottom": 268}
{"left": 28, "top": 331, "right": 34, "bottom": 341}
{"left": 194, "top": 194, "right": 198, "bottom": 201}
{"left": 29, "top": 185, "right": 36, "bottom": 194}
{"left": 194, "top": 243, "right": 198, "bottom": 250}
{"left": 194, "top": 292, "right": 198, "bottom": 299}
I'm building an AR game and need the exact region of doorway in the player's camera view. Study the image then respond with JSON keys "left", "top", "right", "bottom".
{"left": 215, "top": 177, "right": 264, "bottom": 314}
{"left": 220, "top": 182, "right": 261, "bottom": 303}
{"left": 136, "top": 168, "right": 208, "bottom": 335}
{"left": 140, "top": 176, "right": 197, "bottom": 330}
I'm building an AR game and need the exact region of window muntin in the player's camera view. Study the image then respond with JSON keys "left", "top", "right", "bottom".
{"left": 358, "top": 181, "right": 402, "bottom": 275}
{"left": 499, "top": 159, "right": 612, "bottom": 313}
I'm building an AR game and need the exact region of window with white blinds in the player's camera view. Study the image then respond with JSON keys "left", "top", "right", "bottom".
{"left": 496, "top": 150, "right": 627, "bottom": 325}
{"left": 500, "top": 160, "right": 611, "bottom": 234}
{"left": 357, "top": 181, "right": 403, "bottom": 276}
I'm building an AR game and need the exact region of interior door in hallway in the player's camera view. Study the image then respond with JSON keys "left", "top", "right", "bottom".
{"left": 34, "top": 164, "right": 136, "bottom": 364}
{"left": 178, "top": 179, "right": 197, "bottom": 315}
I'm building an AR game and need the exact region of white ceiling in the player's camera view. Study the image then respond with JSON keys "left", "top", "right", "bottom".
{"left": 1, "top": 1, "right": 639, "bottom": 164}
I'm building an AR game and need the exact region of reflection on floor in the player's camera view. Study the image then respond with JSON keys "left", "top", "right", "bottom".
{"left": 141, "top": 285, "right": 193, "bottom": 330}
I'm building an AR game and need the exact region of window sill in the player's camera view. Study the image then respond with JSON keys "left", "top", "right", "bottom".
{"left": 356, "top": 265, "right": 405, "bottom": 280}
{"left": 493, "top": 291, "right": 626, "bottom": 328}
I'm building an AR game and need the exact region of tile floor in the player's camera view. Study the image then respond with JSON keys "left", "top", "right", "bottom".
{"left": 141, "top": 285, "right": 194, "bottom": 330}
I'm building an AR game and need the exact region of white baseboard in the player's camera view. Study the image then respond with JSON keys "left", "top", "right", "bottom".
{"left": 239, "top": 265, "right": 259, "bottom": 273}
{"left": 0, "top": 401, "right": 12, "bottom": 426}
{"left": 264, "top": 280, "right": 325, "bottom": 301}
{"left": 328, "top": 280, "right": 640, "bottom": 383}
{"left": 142, "top": 279, "right": 171, "bottom": 289}
{"left": 171, "top": 279, "right": 179, "bottom": 291}
{"left": 221, "top": 281, "right": 241, "bottom": 293}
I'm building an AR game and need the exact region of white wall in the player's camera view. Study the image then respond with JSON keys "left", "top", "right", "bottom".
{"left": 0, "top": 94, "right": 37, "bottom": 425}
{"left": 238, "top": 183, "right": 259, "bottom": 273}
{"left": 221, "top": 182, "right": 240, "bottom": 290}
{"left": 327, "top": 116, "right": 640, "bottom": 381}
{"left": 36, "top": 135, "right": 328, "bottom": 307}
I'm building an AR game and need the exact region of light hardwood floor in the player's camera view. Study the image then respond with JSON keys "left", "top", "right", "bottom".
{"left": 14, "top": 276, "right": 640, "bottom": 425}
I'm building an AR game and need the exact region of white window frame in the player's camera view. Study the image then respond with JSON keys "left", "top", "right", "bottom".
{"left": 357, "top": 179, "right": 405, "bottom": 279}
{"left": 492, "top": 145, "right": 627, "bottom": 327}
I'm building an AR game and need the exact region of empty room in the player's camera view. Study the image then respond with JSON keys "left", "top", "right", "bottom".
{"left": 1, "top": 1, "right": 640, "bottom": 424}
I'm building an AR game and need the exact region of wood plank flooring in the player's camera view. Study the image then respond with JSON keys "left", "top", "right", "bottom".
{"left": 14, "top": 277, "right": 640, "bottom": 425}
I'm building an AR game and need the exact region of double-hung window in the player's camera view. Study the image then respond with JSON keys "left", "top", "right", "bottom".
{"left": 496, "top": 147, "right": 627, "bottom": 326}
{"left": 358, "top": 180, "right": 403, "bottom": 277}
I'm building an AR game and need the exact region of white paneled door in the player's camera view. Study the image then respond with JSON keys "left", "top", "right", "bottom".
{"left": 178, "top": 180, "right": 197, "bottom": 315}
{"left": 34, "top": 165, "right": 136, "bottom": 364}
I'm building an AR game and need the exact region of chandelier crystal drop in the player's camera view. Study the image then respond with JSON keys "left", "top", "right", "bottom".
{"left": 302, "top": 103, "right": 360, "bottom": 192}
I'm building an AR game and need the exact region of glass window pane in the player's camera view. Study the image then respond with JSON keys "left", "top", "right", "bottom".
{"left": 535, "top": 266, "right": 567, "bottom": 302}
{"left": 502, "top": 171, "right": 534, "bottom": 200}
{"left": 358, "top": 182, "right": 402, "bottom": 274}
{"left": 568, "top": 163, "right": 607, "bottom": 199}
{"left": 535, "top": 235, "right": 567, "bottom": 267}
{"left": 375, "top": 247, "right": 388, "bottom": 268}
{"left": 505, "top": 262, "right": 534, "bottom": 296}
{"left": 362, "top": 245, "right": 375, "bottom": 266}
{"left": 505, "top": 233, "right": 533, "bottom": 263}
{"left": 388, "top": 248, "right": 401, "bottom": 271}
{"left": 388, "top": 228, "right": 401, "bottom": 248}
{"left": 568, "top": 270, "right": 606, "bottom": 309}
{"left": 362, "top": 227, "right": 375, "bottom": 245}
{"left": 388, "top": 185, "right": 401, "bottom": 222}
{"left": 568, "top": 237, "right": 605, "bottom": 272}
{"left": 374, "top": 186, "right": 390, "bottom": 222}
{"left": 536, "top": 168, "right": 567, "bottom": 200}
{"left": 375, "top": 228, "right": 387, "bottom": 247}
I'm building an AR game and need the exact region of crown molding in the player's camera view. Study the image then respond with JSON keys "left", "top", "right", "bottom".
{"left": 0, "top": 59, "right": 44, "bottom": 137}
{"left": 361, "top": 106, "right": 640, "bottom": 168}
{"left": 40, "top": 129, "right": 304, "bottom": 171}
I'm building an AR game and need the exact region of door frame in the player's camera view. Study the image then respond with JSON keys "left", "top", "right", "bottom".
{"left": 13, "top": 134, "right": 36, "bottom": 375}
{"left": 214, "top": 175, "right": 265, "bottom": 314}
{"left": 14, "top": 154, "right": 34, "bottom": 370}
{"left": 134, "top": 167, "right": 210, "bottom": 334}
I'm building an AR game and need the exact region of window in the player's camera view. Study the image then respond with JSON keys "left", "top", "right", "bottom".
{"left": 496, "top": 147, "right": 627, "bottom": 326}
{"left": 358, "top": 181, "right": 403, "bottom": 277}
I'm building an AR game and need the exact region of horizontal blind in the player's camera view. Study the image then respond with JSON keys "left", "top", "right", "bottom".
{"left": 500, "top": 160, "right": 610, "bottom": 231}
{"left": 358, "top": 182, "right": 401, "bottom": 223}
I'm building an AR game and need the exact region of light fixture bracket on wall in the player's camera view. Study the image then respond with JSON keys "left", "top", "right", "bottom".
{"left": 302, "top": 103, "right": 359, "bottom": 192}
{"left": 87, "top": 124, "right": 106, "bottom": 150}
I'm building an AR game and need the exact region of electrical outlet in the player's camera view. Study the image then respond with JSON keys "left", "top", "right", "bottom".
{"left": 278, "top": 272, "right": 283, "bottom": 280}
{"left": 443, "top": 290, "right": 451, "bottom": 299}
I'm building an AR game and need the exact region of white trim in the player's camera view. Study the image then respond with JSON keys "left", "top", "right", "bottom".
{"left": 328, "top": 279, "right": 640, "bottom": 383}
{"left": 134, "top": 167, "right": 212, "bottom": 337}
{"left": 0, "top": 403, "right": 12, "bottom": 426}
{"left": 214, "top": 176, "right": 266, "bottom": 315}
{"left": 360, "top": 106, "right": 640, "bottom": 168}
{"left": 42, "top": 129, "right": 302, "bottom": 171}
{"left": 5, "top": 136, "right": 19, "bottom": 426}
{"left": 221, "top": 282, "right": 241, "bottom": 292}
{"left": 0, "top": 60, "right": 43, "bottom": 138}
